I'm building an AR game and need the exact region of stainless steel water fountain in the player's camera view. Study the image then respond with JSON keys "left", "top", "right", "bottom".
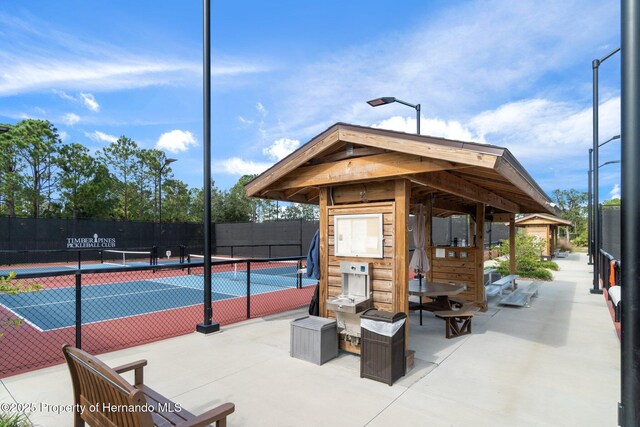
{"left": 326, "top": 261, "right": 373, "bottom": 344}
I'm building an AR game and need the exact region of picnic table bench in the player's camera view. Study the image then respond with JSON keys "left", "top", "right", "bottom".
{"left": 499, "top": 282, "right": 540, "bottom": 307}
{"left": 554, "top": 249, "right": 569, "bottom": 258}
{"left": 435, "top": 303, "right": 480, "bottom": 339}
{"left": 486, "top": 274, "right": 519, "bottom": 297}
{"left": 62, "top": 344, "right": 235, "bottom": 427}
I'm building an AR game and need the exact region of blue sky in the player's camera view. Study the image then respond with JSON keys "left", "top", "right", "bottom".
{"left": 0, "top": 0, "right": 622, "bottom": 200}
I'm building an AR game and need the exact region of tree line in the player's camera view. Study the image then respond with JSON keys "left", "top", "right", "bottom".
{"left": 0, "top": 119, "right": 318, "bottom": 223}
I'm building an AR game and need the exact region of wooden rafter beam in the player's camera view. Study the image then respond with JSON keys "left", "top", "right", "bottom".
{"left": 412, "top": 171, "right": 520, "bottom": 213}
{"left": 245, "top": 129, "right": 340, "bottom": 197}
{"left": 315, "top": 146, "right": 385, "bottom": 163}
{"left": 268, "top": 152, "right": 464, "bottom": 191}
{"left": 432, "top": 198, "right": 474, "bottom": 215}
{"left": 338, "top": 128, "right": 499, "bottom": 169}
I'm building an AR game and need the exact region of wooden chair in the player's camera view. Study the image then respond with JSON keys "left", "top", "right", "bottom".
{"left": 62, "top": 344, "right": 235, "bottom": 427}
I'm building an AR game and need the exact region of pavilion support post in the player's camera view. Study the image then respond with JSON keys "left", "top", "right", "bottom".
{"left": 394, "top": 179, "right": 410, "bottom": 315}
{"left": 424, "top": 197, "right": 433, "bottom": 282}
{"left": 509, "top": 214, "right": 516, "bottom": 275}
{"left": 475, "top": 203, "right": 485, "bottom": 308}
{"left": 319, "top": 187, "right": 329, "bottom": 318}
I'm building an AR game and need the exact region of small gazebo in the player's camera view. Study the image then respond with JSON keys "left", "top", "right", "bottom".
{"left": 246, "top": 123, "right": 557, "bottom": 351}
{"left": 515, "top": 213, "right": 573, "bottom": 259}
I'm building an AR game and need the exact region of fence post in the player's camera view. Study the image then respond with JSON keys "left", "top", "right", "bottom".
{"left": 246, "top": 260, "right": 251, "bottom": 319}
{"left": 75, "top": 272, "right": 82, "bottom": 349}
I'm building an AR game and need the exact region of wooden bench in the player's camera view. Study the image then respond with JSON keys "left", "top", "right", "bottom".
{"left": 554, "top": 249, "right": 569, "bottom": 258}
{"left": 608, "top": 286, "right": 621, "bottom": 322}
{"left": 62, "top": 344, "right": 235, "bottom": 427}
{"left": 499, "top": 282, "right": 540, "bottom": 308}
{"left": 435, "top": 303, "right": 480, "bottom": 339}
{"left": 486, "top": 274, "right": 519, "bottom": 297}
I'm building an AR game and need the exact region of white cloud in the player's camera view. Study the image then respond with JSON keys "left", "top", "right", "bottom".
{"left": 52, "top": 89, "right": 75, "bottom": 102}
{"left": 59, "top": 130, "right": 68, "bottom": 141}
{"left": 372, "top": 116, "right": 483, "bottom": 142}
{"left": 80, "top": 92, "right": 100, "bottom": 112}
{"left": 262, "top": 138, "right": 300, "bottom": 161}
{"left": 238, "top": 116, "right": 254, "bottom": 125}
{"left": 155, "top": 130, "right": 197, "bottom": 153}
{"left": 256, "top": 102, "right": 267, "bottom": 115}
{"left": 62, "top": 113, "right": 80, "bottom": 125}
{"left": 610, "top": 184, "right": 621, "bottom": 200}
{"left": 214, "top": 157, "right": 272, "bottom": 175}
{"left": 259, "top": 0, "right": 618, "bottom": 145}
{"left": 85, "top": 130, "right": 118, "bottom": 143}
{"left": 0, "top": 12, "right": 272, "bottom": 98}
{"left": 468, "top": 96, "right": 620, "bottom": 159}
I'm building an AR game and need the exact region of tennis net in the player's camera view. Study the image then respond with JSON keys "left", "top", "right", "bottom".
{"left": 101, "top": 249, "right": 157, "bottom": 267}
{"left": 187, "top": 256, "right": 310, "bottom": 289}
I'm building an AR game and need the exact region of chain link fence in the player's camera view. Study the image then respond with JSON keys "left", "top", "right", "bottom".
{"left": 0, "top": 256, "right": 312, "bottom": 377}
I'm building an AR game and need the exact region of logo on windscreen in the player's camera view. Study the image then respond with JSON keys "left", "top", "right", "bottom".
{"left": 66, "top": 234, "right": 116, "bottom": 249}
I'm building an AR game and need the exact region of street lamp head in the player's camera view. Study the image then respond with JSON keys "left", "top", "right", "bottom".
{"left": 367, "top": 97, "right": 396, "bottom": 107}
{"left": 0, "top": 125, "right": 10, "bottom": 134}
{"left": 164, "top": 158, "right": 178, "bottom": 166}
{"left": 599, "top": 160, "right": 621, "bottom": 168}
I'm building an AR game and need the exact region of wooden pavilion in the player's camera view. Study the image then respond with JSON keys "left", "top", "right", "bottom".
{"left": 515, "top": 214, "right": 573, "bottom": 259}
{"left": 246, "top": 123, "right": 558, "bottom": 350}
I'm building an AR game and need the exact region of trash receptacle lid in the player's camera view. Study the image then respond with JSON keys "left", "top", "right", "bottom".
{"left": 291, "top": 315, "right": 337, "bottom": 331}
{"left": 360, "top": 309, "right": 407, "bottom": 323}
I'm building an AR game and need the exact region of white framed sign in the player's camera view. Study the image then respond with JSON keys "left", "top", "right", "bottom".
{"left": 334, "top": 213, "right": 384, "bottom": 258}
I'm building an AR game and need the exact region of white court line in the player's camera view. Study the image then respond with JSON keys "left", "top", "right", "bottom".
{"left": 6, "top": 284, "right": 197, "bottom": 310}
{"left": 0, "top": 284, "right": 240, "bottom": 332}
{"left": 0, "top": 303, "right": 44, "bottom": 332}
{"left": 40, "top": 290, "right": 241, "bottom": 332}
{"left": 152, "top": 276, "right": 247, "bottom": 297}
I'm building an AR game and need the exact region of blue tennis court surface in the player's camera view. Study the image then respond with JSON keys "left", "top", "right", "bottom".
{"left": 0, "top": 270, "right": 317, "bottom": 331}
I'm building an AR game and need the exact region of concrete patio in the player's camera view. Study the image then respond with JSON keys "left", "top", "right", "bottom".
{"left": 1, "top": 253, "right": 619, "bottom": 427}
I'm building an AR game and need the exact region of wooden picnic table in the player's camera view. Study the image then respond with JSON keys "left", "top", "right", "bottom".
{"left": 408, "top": 279, "right": 465, "bottom": 325}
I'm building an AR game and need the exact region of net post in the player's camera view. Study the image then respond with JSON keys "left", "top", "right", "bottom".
{"left": 77, "top": 250, "right": 81, "bottom": 270}
{"left": 246, "top": 260, "right": 251, "bottom": 319}
{"left": 75, "top": 272, "right": 82, "bottom": 349}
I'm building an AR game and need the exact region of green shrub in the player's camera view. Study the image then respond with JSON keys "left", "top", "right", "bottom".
{"left": 1, "top": 273, "right": 41, "bottom": 338}
{"left": 573, "top": 229, "right": 588, "bottom": 247}
{"left": 0, "top": 412, "right": 31, "bottom": 427}
{"left": 496, "top": 233, "right": 556, "bottom": 281}
{"left": 540, "top": 261, "right": 559, "bottom": 271}
{"left": 556, "top": 240, "right": 575, "bottom": 252}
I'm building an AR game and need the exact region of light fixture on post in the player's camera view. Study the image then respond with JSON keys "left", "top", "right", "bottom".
{"left": 158, "top": 158, "right": 177, "bottom": 224}
{"left": 367, "top": 97, "right": 421, "bottom": 134}
{"left": 591, "top": 47, "right": 620, "bottom": 295}
{"left": 0, "top": 125, "right": 10, "bottom": 134}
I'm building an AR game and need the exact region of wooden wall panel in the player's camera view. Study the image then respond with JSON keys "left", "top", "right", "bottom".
{"left": 430, "top": 247, "right": 478, "bottom": 302}
{"left": 326, "top": 201, "right": 395, "bottom": 316}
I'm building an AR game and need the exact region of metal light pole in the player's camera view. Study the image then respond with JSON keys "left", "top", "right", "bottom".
{"left": 158, "top": 158, "right": 177, "bottom": 224}
{"left": 197, "top": 0, "right": 220, "bottom": 334}
{"left": 591, "top": 47, "right": 620, "bottom": 294}
{"left": 621, "top": 1, "right": 640, "bottom": 423}
{"left": 367, "top": 97, "right": 421, "bottom": 134}
{"left": 588, "top": 148, "right": 594, "bottom": 264}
